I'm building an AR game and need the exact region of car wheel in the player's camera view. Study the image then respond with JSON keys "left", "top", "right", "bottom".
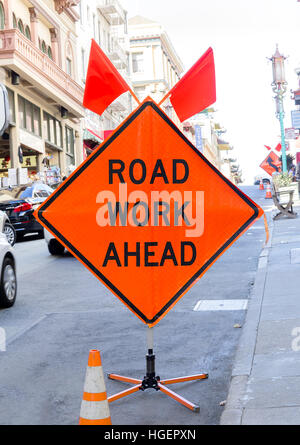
{"left": 0, "top": 257, "right": 17, "bottom": 308}
{"left": 48, "top": 239, "right": 65, "bottom": 256}
{"left": 3, "top": 223, "right": 16, "bottom": 246}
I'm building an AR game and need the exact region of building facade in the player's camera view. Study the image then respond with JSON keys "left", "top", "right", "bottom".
{"left": 75, "top": 0, "right": 133, "bottom": 159}
{"left": 128, "top": 15, "right": 184, "bottom": 124}
{"left": 182, "top": 110, "right": 225, "bottom": 171}
{"left": 0, "top": 0, "right": 84, "bottom": 186}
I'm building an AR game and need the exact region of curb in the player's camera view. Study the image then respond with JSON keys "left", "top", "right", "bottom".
{"left": 220, "top": 215, "right": 274, "bottom": 425}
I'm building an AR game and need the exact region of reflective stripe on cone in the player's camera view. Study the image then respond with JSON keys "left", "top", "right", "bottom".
{"left": 79, "top": 350, "right": 111, "bottom": 425}
{"left": 265, "top": 184, "right": 272, "bottom": 199}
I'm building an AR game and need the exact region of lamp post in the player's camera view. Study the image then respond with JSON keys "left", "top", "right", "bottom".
{"left": 269, "top": 45, "right": 288, "bottom": 173}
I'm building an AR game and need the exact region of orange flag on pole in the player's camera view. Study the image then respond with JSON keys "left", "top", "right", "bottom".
{"left": 83, "top": 39, "right": 130, "bottom": 116}
{"left": 168, "top": 48, "right": 216, "bottom": 122}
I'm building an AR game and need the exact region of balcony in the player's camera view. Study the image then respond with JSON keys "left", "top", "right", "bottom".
{"left": 0, "top": 29, "right": 84, "bottom": 118}
{"left": 108, "top": 39, "right": 127, "bottom": 70}
{"left": 98, "top": 0, "right": 126, "bottom": 25}
{"left": 217, "top": 138, "right": 232, "bottom": 151}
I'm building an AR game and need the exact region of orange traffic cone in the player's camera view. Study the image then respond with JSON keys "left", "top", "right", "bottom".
{"left": 79, "top": 350, "right": 112, "bottom": 425}
{"left": 265, "top": 184, "right": 272, "bottom": 199}
{"left": 259, "top": 179, "right": 264, "bottom": 190}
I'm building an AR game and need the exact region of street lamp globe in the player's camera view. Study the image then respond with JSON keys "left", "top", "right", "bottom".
{"left": 271, "top": 45, "right": 287, "bottom": 86}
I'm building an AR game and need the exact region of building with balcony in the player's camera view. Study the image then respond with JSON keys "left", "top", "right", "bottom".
{"left": 128, "top": 15, "right": 184, "bottom": 124}
{"left": 0, "top": 0, "right": 84, "bottom": 186}
{"left": 182, "top": 111, "right": 224, "bottom": 171}
{"left": 75, "top": 0, "right": 132, "bottom": 159}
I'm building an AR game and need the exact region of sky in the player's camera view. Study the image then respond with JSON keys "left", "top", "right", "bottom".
{"left": 122, "top": 0, "right": 300, "bottom": 183}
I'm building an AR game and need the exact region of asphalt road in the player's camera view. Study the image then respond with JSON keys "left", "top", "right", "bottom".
{"left": 0, "top": 186, "right": 270, "bottom": 425}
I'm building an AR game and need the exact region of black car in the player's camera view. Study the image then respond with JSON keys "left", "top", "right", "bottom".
{"left": 0, "top": 183, "right": 53, "bottom": 240}
{"left": 254, "top": 178, "right": 271, "bottom": 185}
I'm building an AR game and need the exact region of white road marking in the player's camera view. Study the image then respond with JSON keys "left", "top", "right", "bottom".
{"left": 193, "top": 299, "right": 248, "bottom": 312}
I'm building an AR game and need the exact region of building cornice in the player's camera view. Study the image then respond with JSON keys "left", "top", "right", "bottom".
{"left": 130, "top": 33, "right": 184, "bottom": 75}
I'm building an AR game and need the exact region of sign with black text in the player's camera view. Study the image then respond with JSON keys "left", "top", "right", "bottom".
{"left": 35, "top": 99, "right": 263, "bottom": 326}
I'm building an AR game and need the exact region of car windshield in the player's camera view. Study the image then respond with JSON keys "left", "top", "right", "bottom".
{"left": 32, "top": 184, "right": 53, "bottom": 198}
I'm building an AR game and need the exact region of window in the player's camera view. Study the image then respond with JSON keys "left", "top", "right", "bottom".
{"left": 33, "top": 106, "right": 40, "bottom": 135}
{"left": 98, "top": 21, "right": 101, "bottom": 45}
{"left": 55, "top": 120, "right": 62, "bottom": 147}
{"left": 18, "top": 96, "right": 25, "bottom": 129}
{"left": 25, "top": 25, "right": 31, "bottom": 40}
{"left": 93, "top": 14, "right": 96, "bottom": 39}
{"left": 124, "top": 12, "right": 128, "bottom": 34}
{"left": 79, "top": 0, "right": 83, "bottom": 25}
{"left": 33, "top": 188, "right": 50, "bottom": 198}
{"left": 6, "top": 88, "right": 15, "bottom": 123}
{"left": 26, "top": 102, "right": 33, "bottom": 130}
{"left": 108, "top": 33, "right": 111, "bottom": 52}
{"left": 132, "top": 52, "right": 144, "bottom": 73}
{"left": 12, "top": 13, "right": 17, "bottom": 28}
{"left": 0, "top": 2, "right": 4, "bottom": 30}
{"left": 41, "top": 40, "right": 47, "bottom": 54}
{"left": 17, "top": 19, "right": 24, "bottom": 34}
{"left": 47, "top": 46, "right": 53, "bottom": 60}
{"left": 81, "top": 48, "right": 85, "bottom": 80}
{"left": 66, "top": 58, "right": 72, "bottom": 76}
{"left": 103, "top": 30, "right": 107, "bottom": 50}
{"left": 66, "top": 42, "right": 73, "bottom": 77}
{"left": 65, "top": 126, "right": 74, "bottom": 156}
{"left": 18, "top": 96, "right": 41, "bottom": 137}
{"left": 87, "top": 6, "right": 90, "bottom": 23}
{"left": 43, "top": 112, "right": 62, "bottom": 148}
{"left": 65, "top": 126, "right": 75, "bottom": 169}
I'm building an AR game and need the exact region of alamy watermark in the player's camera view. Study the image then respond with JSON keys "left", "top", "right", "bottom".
{"left": 96, "top": 183, "right": 205, "bottom": 238}
{"left": 291, "top": 327, "right": 300, "bottom": 352}
{"left": 0, "top": 327, "right": 6, "bottom": 352}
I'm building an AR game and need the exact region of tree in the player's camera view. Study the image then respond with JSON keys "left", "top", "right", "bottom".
{"left": 280, "top": 154, "right": 295, "bottom": 171}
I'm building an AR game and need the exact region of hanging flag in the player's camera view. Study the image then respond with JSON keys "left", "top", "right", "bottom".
{"left": 275, "top": 143, "right": 282, "bottom": 152}
{"left": 264, "top": 145, "right": 272, "bottom": 151}
{"left": 83, "top": 39, "right": 130, "bottom": 116}
{"left": 168, "top": 48, "right": 216, "bottom": 122}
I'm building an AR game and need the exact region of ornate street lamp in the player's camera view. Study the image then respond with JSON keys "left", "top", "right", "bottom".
{"left": 268, "top": 45, "right": 288, "bottom": 173}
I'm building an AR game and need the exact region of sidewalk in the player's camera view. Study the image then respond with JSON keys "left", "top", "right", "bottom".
{"left": 221, "top": 203, "right": 300, "bottom": 425}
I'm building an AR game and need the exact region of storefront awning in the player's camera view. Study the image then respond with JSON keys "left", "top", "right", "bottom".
{"left": 83, "top": 128, "right": 103, "bottom": 144}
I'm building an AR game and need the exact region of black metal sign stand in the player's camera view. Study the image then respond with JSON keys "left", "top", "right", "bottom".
{"left": 108, "top": 327, "right": 208, "bottom": 412}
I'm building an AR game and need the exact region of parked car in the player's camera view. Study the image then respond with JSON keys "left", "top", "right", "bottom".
{"left": 262, "top": 178, "right": 271, "bottom": 185}
{"left": 0, "top": 216, "right": 17, "bottom": 308}
{"left": 254, "top": 177, "right": 271, "bottom": 185}
{"left": 44, "top": 229, "right": 65, "bottom": 256}
{"left": 0, "top": 210, "right": 16, "bottom": 246}
{"left": 0, "top": 183, "right": 54, "bottom": 241}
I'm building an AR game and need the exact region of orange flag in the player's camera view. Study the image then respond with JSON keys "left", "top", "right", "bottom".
{"left": 83, "top": 39, "right": 130, "bottom": 116}
{"left": 169, "top": 48, "right": 216, "bottom": 122}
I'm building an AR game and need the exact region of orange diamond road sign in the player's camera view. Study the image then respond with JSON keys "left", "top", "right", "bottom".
{"left": 260, "top": 151, "right": 281, "bottom": 176}
{"left": 35, "top": 99, "right": 263, "bottom": 326}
